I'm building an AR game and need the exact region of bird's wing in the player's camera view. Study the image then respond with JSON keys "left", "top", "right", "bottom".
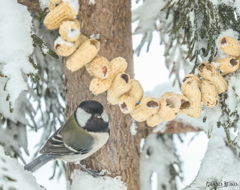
{"left": 40, "top": 114, "right": 94, "bottom": 155}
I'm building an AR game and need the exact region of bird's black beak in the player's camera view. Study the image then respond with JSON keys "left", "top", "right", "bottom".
{"left": 94, "top": 113, "right": 101, "bottom": 118}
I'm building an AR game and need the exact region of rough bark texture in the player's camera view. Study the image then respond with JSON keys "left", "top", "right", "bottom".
{"left": 137, "top": 121, "right": 202, "bottom": 134}
{"left": 18, "top": 0, "right": 41, "bottom": 13}
{"left": 64, "top": 0, "right": 149, "bottom": 189}
{"left": 164, "top": 121, "right": 201, "bottom": 133}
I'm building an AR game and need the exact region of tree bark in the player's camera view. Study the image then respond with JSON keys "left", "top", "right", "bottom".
{"left": 18, "top": 0, "right": 41, "bottom": 13}
{"left": 164, "top": 121, "right": 201, "bottom": 133}
{"left": 137, "top": 121, "right": 202, "bottom": 134}
{"left": 64, "top": 0, "right": 149, "bottom": 189}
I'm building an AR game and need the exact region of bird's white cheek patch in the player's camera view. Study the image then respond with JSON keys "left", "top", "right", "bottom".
{"left": 76, "top": 108, "right": 92, "bottom": 127}
{"left": 102, "top": 110, "right": 109, "bottom": 122}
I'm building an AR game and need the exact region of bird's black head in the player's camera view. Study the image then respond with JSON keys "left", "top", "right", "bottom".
{"left": 79, "top": 100, "right": 104, "bottom": 115}
{"left": 75, "top": 100, "right": 109, "bottom": 133}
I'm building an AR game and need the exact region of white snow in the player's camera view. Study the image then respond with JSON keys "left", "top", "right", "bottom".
{"left": 0, "top": 78, "right": 30, "bottom": 125}
{"left": 90, "top": 33, "right": 100, "bottom": 40}
{"left": 174, "top": 132, "right": 209, "bottom": 189}
{"left": 153, "top": 112, "right": 208, "bottom": 134}
{"left": 144, "top": 81, "right": 181, "bottom": 98}
{"left": 203, "top": 103, "right": 222, "bottom": 137}
{"left": 140, "top": 134, "right": 180, "bottom": 190}
{"left": 130, "top": 119, "right": 138, "bottom": 135}
{"left": 0, "top": 0, "right": 37, "bottom": 106}
{"left": 42, "top": 43, "right": 49, "bottom": 54}
{"left": 184, "top": 127, "right": 240, "bottom": 189}
{"left": 151, "top": 172, "right": 158, "bottom": 190}
{"left": 67, "top": 29, "right": 81, "bottom": 40}
{"left": 140, "top": 138, "right": 145, "bottom": 152}
{"left": 211, "top": 61, "right": 220, "bottom": 68}
{"left": 210, "top": 0, "right": 240, "bottom": 20}
{"left": 39, "top": 0, "right": 49, "bottom": 10}
{"left": 234, "top": 1, "right": 240, "bottom": 16}
{"left": 0, "top": 77, "right": 31, "bottom": 156}
{"left": 89, "top": 0, "right": 95, "bottom": 5}
{"left": 54, "top": 36, "right": 74, "bottom": 47}
{"left": 224, "top": 71, "right": 240, "bottom": 129}
{"left": 189, "top": 10, "right": 195, "bottom": 27}
{"left": 132, "top": 0, "right": 165, "bottom": 34}
{"left": 0, "top": 146, "right": 44, "bottom": 190}
{"left": 67, "top": 170, "right": 127, "bottom": 190}
{"left": 62, "top": 0, "right": 79, "bottom": 15}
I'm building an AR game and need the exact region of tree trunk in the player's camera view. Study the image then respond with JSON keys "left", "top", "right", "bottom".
{"left": 17, "top": 0, "right": 41, "bottom": 13}
{"left": 64, "top": 0, "right": 149, "bottom": 189}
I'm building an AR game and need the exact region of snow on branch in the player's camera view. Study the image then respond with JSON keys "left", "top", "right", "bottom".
{"left": 39, "top": 0, "right": 50, "bottom": 10}
{"left": 140, "top": 134, "right": 182, "bottom": 190}
{"left": 184, "top": 127, "right": 240, "bottom": 189}
{"left": 0, "top": 146, "right": 44, "bottom": 190}
{"left": 0, "top": 77, "right": 36, "bottom": 158}
{"left": 0, "top": 0, "right": 37, "bottom": 111}
{"left": 26, "top": 14, "right": 66, "bottom": 178}
{"left": 132, "top": 0, "right": 163, "bottom": 55}
{"left": 132, "top": 0, "right": 165, "bottom": 35}
{"left": 67, "top": 170, "right": 127, "bottom": 190}
{"left": 201, "top": 69, "right": 240, "bottom": 141}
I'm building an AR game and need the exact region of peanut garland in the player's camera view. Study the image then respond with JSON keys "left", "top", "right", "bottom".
{"left": 43, "top": 0, "right": 240, "bottom": 128}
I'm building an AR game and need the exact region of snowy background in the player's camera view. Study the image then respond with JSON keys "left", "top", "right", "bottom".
{"left": 5, "top": 0, "right": 240, "bottom": 189}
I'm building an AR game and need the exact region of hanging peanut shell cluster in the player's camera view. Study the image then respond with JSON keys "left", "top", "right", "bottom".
{"left": 42, "top": 2, "right": 240, "bottom": 129}
{"left": 180, "top": 36, "right": 240, "bottom": 120}
{"left": 44, "top": 0, "right": 100, "bottom": 73}
{"left": 86, "top": 56, "right": 193, "bottom": 127}
{"left": 41, "top": 0, "right": 193, "bottom": 128}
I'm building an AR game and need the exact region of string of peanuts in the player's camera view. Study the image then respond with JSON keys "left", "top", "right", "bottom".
{"left": 44, "top": 0, "right": 240, "bottom": 127}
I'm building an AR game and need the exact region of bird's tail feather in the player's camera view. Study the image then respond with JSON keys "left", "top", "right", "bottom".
{"left": 24, "top": 154, "right": 58, "bottom": 173}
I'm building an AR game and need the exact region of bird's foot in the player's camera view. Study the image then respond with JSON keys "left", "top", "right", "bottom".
{"left": 77, "top": 162, "right": 105, "bottom": 177}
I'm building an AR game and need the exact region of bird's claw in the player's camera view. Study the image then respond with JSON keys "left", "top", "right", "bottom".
{"left": 90, "top": 170, "right": 105, "bottom": 177}
{"left": 78, "top": 162, "right": 105, "bottom": 177}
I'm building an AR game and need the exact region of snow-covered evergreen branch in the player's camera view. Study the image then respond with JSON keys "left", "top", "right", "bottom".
{"left": 0, "top": 146, "right": 44, "bottom": 190}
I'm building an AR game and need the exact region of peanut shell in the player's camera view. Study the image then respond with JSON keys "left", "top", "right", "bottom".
{"left": 146, "top": 113, "right": 163, "bottom": 127}
{"left": 59, "top": 19, "right": 81, "bottom": 42}
{"left": 66, "top": 39, "right": 100, "bottom": 72}
{"left": 158, "top": 92, "right": 181, "bottom": 121}
{"left": 213, "top": 57, "right": 239, "bottom": 75}
{"left": 218, "top": 36, "right": 240, "bottom": 57}
{"left": 85, "top": 56, "right": 110, "bottom": 79}
{"left": 130, "top": 96, "right": 159, "bottom": 122}
{"left": 49, "top": 2, "right": 56, "bottom": 11}
{"left": 89, "top": 57, "right": 128, "bottom": 95}
{"left": 118, "top": 79, "right": 144, "bottom": 113}
{"left": 198, "top": 62, "right": 227, "bottom": 94}
{"left": 107, "top": 73, "right": 131, "bottom": 105}
{"left": 50, "top": 0, "right": 62, "bottom": 4}
{"left": 201, "top": 80, "right": 219, "bottom": 108}
{"left": 54, "top": 35, "right": 88, "bottom": 57}
{"left": 44, "top": 2, "right": 78, "bottom": 30}
{"left": 181, "top": 74, "right": 202, "bottom": 118}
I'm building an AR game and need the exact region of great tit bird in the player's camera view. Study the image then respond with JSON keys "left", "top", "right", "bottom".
{"left": 24, "top": 100, "right": 109, "bottom": 175}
